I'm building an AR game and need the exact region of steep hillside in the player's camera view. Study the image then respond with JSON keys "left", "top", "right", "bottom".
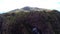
{"left": 0, "top": 7, "right": 60, "bottom": 34}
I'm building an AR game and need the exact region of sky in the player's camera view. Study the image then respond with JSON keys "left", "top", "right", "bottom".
{"left": 0, "top": 0, "right": 60, "bottom": 13}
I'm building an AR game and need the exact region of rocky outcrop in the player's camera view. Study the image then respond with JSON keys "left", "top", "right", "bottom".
{"left": 0, "top": 7, "right": 60, "bottom": 34}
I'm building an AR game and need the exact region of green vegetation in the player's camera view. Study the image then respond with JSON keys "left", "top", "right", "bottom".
{"left": 0, "top": 9, "right": 60, "bottom": 34}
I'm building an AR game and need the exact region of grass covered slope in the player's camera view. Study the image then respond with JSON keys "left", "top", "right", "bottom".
{"left": 1, "top": 9, "right": 60, "bottom": 34}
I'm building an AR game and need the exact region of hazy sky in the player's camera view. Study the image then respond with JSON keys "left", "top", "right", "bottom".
{"left": 0, "top": 0, "right": 60, "bottom": 13}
